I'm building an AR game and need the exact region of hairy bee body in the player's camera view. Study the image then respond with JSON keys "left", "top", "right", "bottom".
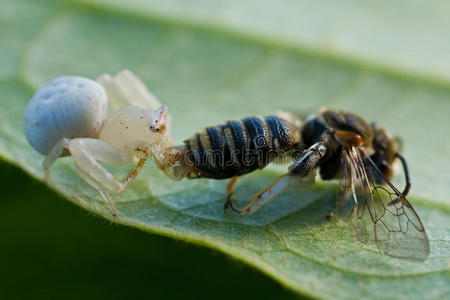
{"left": 183, "top": 114, "right": 301, "bottom": 179}
{"left": 301, "top": 109, "right": 396, "bottom": 181}
{"left": 174, "top": 109, "right": 429, "bottom": 260}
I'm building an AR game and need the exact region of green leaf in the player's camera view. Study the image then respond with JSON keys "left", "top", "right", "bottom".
{"left": 1, "top": 0, "right": 449, "bottom": 298}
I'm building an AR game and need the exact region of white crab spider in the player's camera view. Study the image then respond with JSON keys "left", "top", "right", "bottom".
{"left": 24, "top": 70, "right": 172, "bottom": 216}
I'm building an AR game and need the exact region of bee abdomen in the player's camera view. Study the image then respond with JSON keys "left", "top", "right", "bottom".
{"left": 184, "top": 115, "right": 299, "bottom": 179}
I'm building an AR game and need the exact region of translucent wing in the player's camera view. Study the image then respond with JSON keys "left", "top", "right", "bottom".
{"left": 343, "top": 146, "right": 430, "bottom": 260}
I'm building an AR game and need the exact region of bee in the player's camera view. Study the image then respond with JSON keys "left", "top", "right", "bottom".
{"left": 162, "top": 112, "right": 302, "bottom": 204}
{"left": 225, "top": 108, "right": 429, "bottom": 260}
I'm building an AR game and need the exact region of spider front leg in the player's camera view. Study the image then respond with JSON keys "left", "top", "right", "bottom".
{"left": 43, "top": 137, "right": 130, "bottom": 185}
{"left": 67, "top": 138, "right": 132, "bottom": 215}
{"left": 234, "top": 142, "right": 327, "bottom": 215}
{"left": 68, "top": 138, "right": 168, "bottom": 216}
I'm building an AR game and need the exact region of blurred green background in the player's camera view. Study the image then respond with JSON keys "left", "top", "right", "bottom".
{"left": 0, "top": 161, "right": 299, "bottom": 299}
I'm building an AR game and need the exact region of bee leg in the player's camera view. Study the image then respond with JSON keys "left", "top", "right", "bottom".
{"left": 73, "top": 163, "right": 118, "bottom": 217}
{"left": 236, "top": 174, "right": 292, "bottom": 215}
{"left": 326, "top": 189, "right": 351, "bottom": 221}
{"left": 326, "top": 211, "right": 335, "bottom": 221}
{"left": 326, "top": 204, "right": 341, "bottom": 221}
{"left": 288, "top": 142, "right": 326, "bottom": 176}
{"left": 224, "top": 176, "right": 240, "bottom": 212}
{"left": 235, "top": 142, "right": 327, "bottom": 215}
{"left": 395, "top": 153, "right": 411, "bottom": 197}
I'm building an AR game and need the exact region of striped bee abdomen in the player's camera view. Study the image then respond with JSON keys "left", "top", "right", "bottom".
{"left": 183, "top": 114, "right": 300, "bottom": 179}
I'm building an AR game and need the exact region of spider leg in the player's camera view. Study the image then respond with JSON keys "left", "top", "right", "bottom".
{"left": 97, "top": 70, "right": 162, "bottom": 110}
{"left": 42, "top": 138, "right": 71, "bottom": 182}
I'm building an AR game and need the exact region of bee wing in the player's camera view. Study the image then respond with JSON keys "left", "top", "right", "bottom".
{"left": 344, "top": 147, "right": 430, "bottom": 260}
{"left": 339, "top": 147, "right": 374, "bottom": 242}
